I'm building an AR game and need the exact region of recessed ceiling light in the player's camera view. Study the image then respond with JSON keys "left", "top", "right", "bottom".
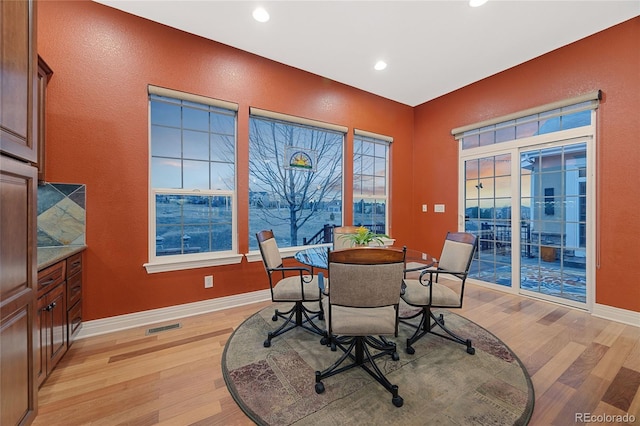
{"left": 469, "top": 0, "right": 488, "bottom": 7}
{"left": 374, "top": 60, "right": 387, "bottom": 71}
{"left": 252, "top": 7, "right": 270, "bottom": 23}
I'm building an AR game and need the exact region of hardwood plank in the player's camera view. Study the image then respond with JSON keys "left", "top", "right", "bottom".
{"left": 536, "top": 307, "right": 570, "bottom": 326}
{"left": 531, "top": 341, "right": 586, "bottom": 395}
{"left": 601, "top": 367, "right": 640, "bottom": 413}
{"left": 591, "top": 330, "right": 639, "bottom": 381}
{"left": 557, "top": 343, "right": 609, "bottom": 389}
{"left": 553, "top": 374, "right": 610, "bottom": 425}
{"left": 527, "top": 381, "right": 575, "bottom": 426}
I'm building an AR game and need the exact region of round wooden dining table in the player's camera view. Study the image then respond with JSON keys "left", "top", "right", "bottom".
{"left": 294, "top": 245, "right": 436, "bottom": 277}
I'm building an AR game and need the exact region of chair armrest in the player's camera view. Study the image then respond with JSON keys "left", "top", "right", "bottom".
{"left": 418, "top": 268, "right": 467, "bottom": 285}
{"left": 269, "top": 265, "right": 313, "bottom": 274}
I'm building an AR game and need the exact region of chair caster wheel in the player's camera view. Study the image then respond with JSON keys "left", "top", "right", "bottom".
{"left": 406, "top": 346, "right": 415, "bottom": 355}
{"left": 320, "top": 336, "right": 330, "bottom": 345}
{"left": 467, "top": 346, "right": 475, "bottom": 355}
{"left": 263, "top": 339, "right": 271, "bottom": 348}
{"left": 392, "top": 352, "right": 400, "bottom": 361}
{"left": 315, "top": 382, "right": 325, "bottom": 394}
{"left": 318, "top": 312, "right": 325, "bottom": 320}
{"left": 392, "top": 396, "right": 404, "bottom": 407}
{"left": 331, "top": 342, "right": 337, "bottom": 351}
{"left": 272, "top": 314, "right": 278, "bottom": 321}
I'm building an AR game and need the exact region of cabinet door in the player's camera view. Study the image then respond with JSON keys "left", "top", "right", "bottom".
{"left": 47, "top": 283, "right": 67, "bottom": 369}
{"left": 0, "top": 156, "right": 38, "bottom": 425}
{"left": 36, "top": 282, "right": 67, "bottom": 386}
{"left": 35, "top": 294, "right": 50, "bottom": 387}
{"left": 0, "top": 0, "right": 38, "bottom": 162}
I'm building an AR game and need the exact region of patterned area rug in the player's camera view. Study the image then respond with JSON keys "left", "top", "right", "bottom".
{"left": 222, "top": 303, "right": 534, "bottom": 425}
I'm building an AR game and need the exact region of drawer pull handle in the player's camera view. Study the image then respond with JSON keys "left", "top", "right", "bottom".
{"left": 40, "top": 278, "right": 56, "bottom": 286}
{"left": 45, "top": 302, "right": 56, "bottom": 311}
{"left": 71, "top": 261, "right": 81, "bottom": 268}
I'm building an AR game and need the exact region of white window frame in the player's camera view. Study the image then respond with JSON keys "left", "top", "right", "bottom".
{"left": 144, "top": 86, "right": 242, "bottom": 273}
{"left": 353, "top": 129, "right": 392, "bottom": 236}
{"left": 245, "top": 108, "right": 347, "bottom": 261}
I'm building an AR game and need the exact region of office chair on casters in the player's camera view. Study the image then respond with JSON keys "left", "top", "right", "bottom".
{"left": 315, "top": 247, "right": 406, "bottom": 407}
{"left": 256, "top": 230, "right": 325, "bottom": 348}
{"left": 400, "top": 232, "right": 478, "bottom": 355}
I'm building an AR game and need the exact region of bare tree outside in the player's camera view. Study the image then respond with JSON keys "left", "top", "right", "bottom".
{"left": 249, "top": 117, "right": 343, "bottom": 248}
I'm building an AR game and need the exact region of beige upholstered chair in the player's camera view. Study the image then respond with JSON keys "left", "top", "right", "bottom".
{"left": 256, "top": 230, "right": 324, "bottom": 347}
{"left": 314, "top": 247, "right": 406, "bottom": 407}
{"left": 332, "top": 225, "right": 360, "bottom": 249}
{"left": 400, "top": 232, "right": 478, "bottom": 355}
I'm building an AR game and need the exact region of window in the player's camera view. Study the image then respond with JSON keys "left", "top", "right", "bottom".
{"left": 353, "top": 130, "right": 391, "bottom": 235}
{"left": 248, "top": 109, "right": 345, "bottom": 250}
{"left": 146, "top": 86, "right": 239, "bottom": 272}
{"left": 457, "top": 97, "right": 598, "bottom": 150}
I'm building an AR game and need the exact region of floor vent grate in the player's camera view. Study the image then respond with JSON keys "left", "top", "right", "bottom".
{"left": 146, "top": 323, "right": 181, "bottom": 335}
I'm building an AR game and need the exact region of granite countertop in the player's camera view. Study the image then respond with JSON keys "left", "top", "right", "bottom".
{"left": 38, "top": 245, "right": 87, "bottom": 270}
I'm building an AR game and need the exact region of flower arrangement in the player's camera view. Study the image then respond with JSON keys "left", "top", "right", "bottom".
{"left": 340, "top": 226, "right": 389, "bottom": 247}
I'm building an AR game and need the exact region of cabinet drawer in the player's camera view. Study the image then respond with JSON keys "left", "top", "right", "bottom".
{"left": 67, "top": 301, "right": 82, "bottom": 343}
{"left": 66, "top": 271, "right": 82, "bottom": 307}
{"left": 38, "top": 261, "right": 66, "bottom": 293}
{"left": 66, "top": 252, "right": 82, "bottom": 278}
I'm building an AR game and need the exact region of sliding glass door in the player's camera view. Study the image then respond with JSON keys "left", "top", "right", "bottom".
{"left": 519, "top": 142, "right": 588, "bottom": 305}
{"left": 464, "top": 154, "right": 513, "bottom": 287}
{"left": 463, "top": 138, "right": 592, "bottom": 309}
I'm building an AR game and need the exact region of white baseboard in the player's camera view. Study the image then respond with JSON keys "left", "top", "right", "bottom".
{"left": 592, "top": 303, "right": 640, "bottom": 327}
{"left": 77, "top": 289, "right": 272, "bottom": 339}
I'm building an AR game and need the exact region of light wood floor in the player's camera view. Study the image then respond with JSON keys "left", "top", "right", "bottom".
{"left": 33, "top": 284, "right": 640, "bottom": 426}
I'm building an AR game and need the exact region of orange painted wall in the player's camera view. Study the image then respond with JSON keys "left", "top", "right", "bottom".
{"left": 411, "top": 17, "right": 640, "bottom": 313}
{"left": 37, "top": 1, "right": 415, "bottom": 320}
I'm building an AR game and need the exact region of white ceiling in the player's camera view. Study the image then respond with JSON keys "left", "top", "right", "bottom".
{"left": 94, "top": 0, "right": 639, "bottom": 106}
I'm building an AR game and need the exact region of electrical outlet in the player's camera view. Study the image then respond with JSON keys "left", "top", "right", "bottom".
{"left": 434, "top": 204, "right": 445, "bottom": 213}
{"left": 204, "top": 275, "right": 214, "bottom": 288}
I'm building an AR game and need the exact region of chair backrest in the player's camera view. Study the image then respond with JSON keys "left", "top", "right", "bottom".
{"left": 333, "top": 225, "right": 360, "bottom": 249}
{"left": 256, "top": 230, "right": 283, "bottom": 270}
{"left": 328, "top": 247, "right": 405, "bottom": 308}
{"left": 438, "top": 232, "right": 477, "bottom": 275}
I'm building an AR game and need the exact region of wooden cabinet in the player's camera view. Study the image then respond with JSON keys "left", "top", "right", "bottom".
{"left": 65, "top": 253, "right": 83, "bottom": 343}
{"left": 36, "top": 57, "right": 53, "bottom": 182}
{"left": 1, "top": 0, "right": 38, "bottom": 424}
{"left": 1, "top": 0, "right": 38, "bottom": 162}
{"left": 35, "top": 251, "right": 83, "bottom": 387}
{"left": 0, "top": 157, "right": 38, "bottom": 424}
{"left": 35, "top": 261, "right": 67, "bottom": 388}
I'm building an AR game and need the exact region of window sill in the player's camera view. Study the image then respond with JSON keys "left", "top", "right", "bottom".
{"left": 144, "top": 253, "right": 244, "bottom": 274}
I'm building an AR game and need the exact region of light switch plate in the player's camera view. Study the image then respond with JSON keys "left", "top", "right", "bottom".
{"left": 422, "top": 204, "right": 427, "bottom": 212}
{"left": 204, "top": 275, "right": 214, "bottom": 288}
